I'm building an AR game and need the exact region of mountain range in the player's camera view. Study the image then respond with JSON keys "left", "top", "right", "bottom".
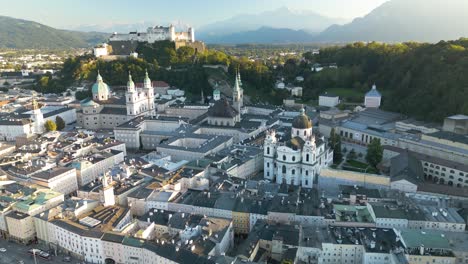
{"left": 315, "top": 0, "right": 468, "bottom": 43}
{"left": 2, "top": 0, "right": 468, "bottom": 48}
{"left": 197, "top": 7, "right": 348, "bottom": 42}
{"left": 0, "top": 16, "right": 108, "bottom": 49}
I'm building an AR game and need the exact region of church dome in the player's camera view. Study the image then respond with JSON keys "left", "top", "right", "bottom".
{"left": 208, "top": 98, "right": 238, "bottom": 118}
{"left": 292, "top": 107, "right": 312, "bottom": 129}
{"left": 92, "top": 72, "right": 109, "bottom": 95}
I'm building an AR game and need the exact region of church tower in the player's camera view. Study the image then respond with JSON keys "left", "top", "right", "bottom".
{"left": 143, "top": 70, "right": 155, "bottom": 115}
{"left": 263, "top": 130, "right": 277, "bottom": 181}
{"left": 100, "top": 173, "right": 115, "bottom": 206}
{"left": 31, "top": 98, "right": 44, "bottom": 134}
{"left": 232, "top": 70, "right": 243, "bottom": 115}
{"left": 126, "top": 72, "right": 138, "bottom": 116}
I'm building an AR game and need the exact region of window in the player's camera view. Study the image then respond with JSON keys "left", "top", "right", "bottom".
{"left": 282, "top": 165, "right": 286, "bottom": 174}
{"left": 267, "top": 147, "right": 270, "bottom": 155}
{"left": 292, "top": 156, "right": 296, "bottom": 162}
{"left": 283, "top": 155, "right": 286, "bottom": 161}
{"left": 296, "top": 130, "right": 299, "bottom": 136}
{"left": 267, "top": 162, "right": 270, "bottom": 168}
{"left": 304, "top": 130, "right": 307, "bottom": 136}
{"left": 292, "top": 169, "right": 295, "bottom": 175}
{"left": 305, "top": 170, "right": 308, "bottom": 176}
{"left": 306, "top": 154, "right": 310, "bottom": 162}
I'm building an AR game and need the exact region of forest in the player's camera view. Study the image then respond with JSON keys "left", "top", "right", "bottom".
{"left": 277, "top": 39, "right": 468, "bottom": 122}
{"left": 34, "top": 39, "right": 468, "bottom": 122}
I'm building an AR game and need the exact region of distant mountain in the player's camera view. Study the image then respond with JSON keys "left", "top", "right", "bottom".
{"left": 198, "top": 7, "right": 348, "bottom": 42}
{"left": 69, "top": 21, "right": 163, "bottom": 34}
{"left": 0, "top": 16, "right": 109, "bottom": 49}
{"left": 203, "top": 27, "right": 316, "bottom": 44}
{"left": 316, "top": 0, "right": 468, "bottom": 42}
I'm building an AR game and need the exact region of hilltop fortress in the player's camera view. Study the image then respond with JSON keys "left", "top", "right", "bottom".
{"left": 94, "top": 25, "right": 205, "bottom": 58}
{"left": 109, "top": 25, "right": 195, "bottom": 43}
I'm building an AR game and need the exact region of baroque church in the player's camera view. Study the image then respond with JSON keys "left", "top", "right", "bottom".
{"left": 263, "top": 108, "right": 333, "bottom": 188}
{"left": 206, "top": 71, "right": 243, "bottom": 127}
{"left": 77, "top": 71, "right": 155, "bottom": 130}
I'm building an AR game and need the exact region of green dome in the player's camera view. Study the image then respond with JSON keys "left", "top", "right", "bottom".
{"left": 92, "top": 72, "right": 109, "bottom": 95}
{"left": 213, "top": 89, "right": 220, "bottom": 95}
{"left": 292, "top": 108, "right": 312, "bottom": 129}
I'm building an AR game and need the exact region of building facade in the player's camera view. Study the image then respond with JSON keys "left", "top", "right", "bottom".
{"left": 264, "top": 108, "right": 333, "bottom": 188}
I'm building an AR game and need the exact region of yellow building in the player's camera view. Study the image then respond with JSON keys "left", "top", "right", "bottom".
{"left": 5, "top": 211, "right": 35, "bottom": 244}
{"left": 232, "top": 210, "right": 250, "bottom": 234}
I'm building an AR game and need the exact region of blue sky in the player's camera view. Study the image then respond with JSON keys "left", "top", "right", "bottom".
{"left": 0, "top": 0, "right": 388, "bottom": 28}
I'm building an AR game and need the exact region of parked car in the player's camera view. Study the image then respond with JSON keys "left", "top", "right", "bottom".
{"left": 0, "top": 247, "right": 6, "bottom": 252}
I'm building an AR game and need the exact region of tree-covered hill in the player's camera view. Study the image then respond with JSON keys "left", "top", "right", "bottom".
{"left": 0, "top": 16, "right": 108, "bottom": 49}
{"left": 299, "top": 40, "right": 468, "bottom": 121}
{"left": 37, "top": 39, "right": 468, "bottom": 122}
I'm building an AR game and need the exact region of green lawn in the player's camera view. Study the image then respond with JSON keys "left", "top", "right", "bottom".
{"left": 343, "top": 159, "right": 380, "bottom": 174}
{"left": 325, "top": 88, "right": 364, "bottom": 103}
{"left": 345, "top": 159, "right": 368, "bottom": 169}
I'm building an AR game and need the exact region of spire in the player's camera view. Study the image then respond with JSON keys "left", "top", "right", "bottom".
{"left": 144, "top": 69, "right": 152, "bottom": 89}
{"left": 102, "top": 173, "right": 109, "bottom": 188}
{"left": 32, "top": 98, "right": 40, "bottom": 111}
{"left": 233, "top": 69, "right": 241, "bottom": 93}
{"left": 237, "top": 70, "right": 242, "bottom": 87}
{"left": 372, "top": 83, "right": 377, "bottom": 90}
{"left": 127, "top": 71, "right": 135, "bottom": 92}
{"left": 300, "top": 105, "right": 305, "bottom": 115}
{"left": 97, "top": 70, "right": 102, "bottom": 82}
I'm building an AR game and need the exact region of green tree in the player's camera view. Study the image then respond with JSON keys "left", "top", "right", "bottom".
{"left": 328, "top": 128, "right": 343, "bottom": 163}
{"left": 348, "top": 149, "right": 357, "bottom": 160}
{"left": 55, "top": 116, "right": 65, "bottom": 131}
{"left": 44, "top": 120, "right": 57, "bottom": 132}
{"left": 366, "top": 138, "right": 383, "bottom": 168}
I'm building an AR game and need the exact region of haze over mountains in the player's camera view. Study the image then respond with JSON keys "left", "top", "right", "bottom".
{"left": 0, "top": 16, "right": 107, "bottom": 49}
{"left": 205, "top": 0, "right": 468, "bottom": 43}
{"left": 1, "top": 0, "right": 468, "bottom": 48}
{"left": 197, "top": 6, "right": 348, "bottom": 42}
{"left": 316, "top": 0, "right": 468, "bottom": 43}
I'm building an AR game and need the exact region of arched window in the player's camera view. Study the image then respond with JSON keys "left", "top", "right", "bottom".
{"left": 306, "top": 154, "right": 310, "bottom": 162}
{"left": 267, "top": 162, "right": 270, "bottom": 168}
{"left": 304, "top": 130, "right": 307, "bottom": 136}
{"left": 292, "top": 169, "right": 295, "bottom": 175}
{"left": 282, "top": 165, "right": 286, "bottom": 174}
{"left": 305, "top": 170, "right": 308, "bottom": 176}
{"left": 292, "top": 156, "right": 296, "bottom": 162}
{"left": 296, "top": 130, "right": 299, "bottom": 136}
{"left": 283, "top": 155, "right": 286, "bottom": 161}
{"left": 267, "top": 147, "right": 270, "bottom": 155}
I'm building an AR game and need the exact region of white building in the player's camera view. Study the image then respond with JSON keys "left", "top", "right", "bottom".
{"left": 319, "top": 93, "right": 340, "bottom": 108}
{"left": 263, "top": 108, "right": 333, "bottom": 188}
{"left": 109, "top": 25, "right": 195, "bottom": 43}
{"left": 78, "top": 71, "right": 156, "bottom": 130}
{"left": 364, "top": 84, "right": 382, "bottom": 108}
{"left": 93, "top": 43, "right": 109, "bottom": 58}
{"left": 30, "top": 167, "right": 78, "bottom": 195}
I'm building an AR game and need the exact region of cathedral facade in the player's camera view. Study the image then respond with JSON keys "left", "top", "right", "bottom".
{"left": 263, "top": 108, "right": 333, "bottom": 188}
{"left": 77, "top": 71, "right": 156, "bottom": 130}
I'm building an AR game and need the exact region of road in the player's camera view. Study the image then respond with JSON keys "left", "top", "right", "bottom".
{"left": 0, "top": 239, "right": 78, "bottom": 264}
